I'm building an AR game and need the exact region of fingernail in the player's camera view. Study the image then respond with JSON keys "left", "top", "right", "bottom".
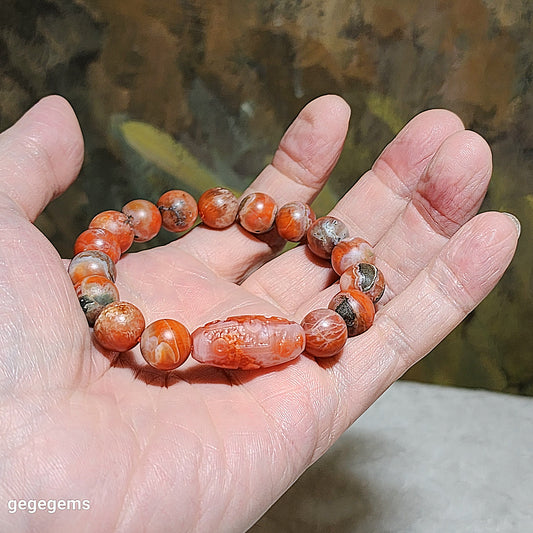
{"left": 502, "top": 212, "right": 521, "bottom": 237}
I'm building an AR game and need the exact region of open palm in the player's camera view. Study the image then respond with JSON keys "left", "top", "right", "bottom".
{"left": 0, "top": 95, "right": 518, "bottom": 532}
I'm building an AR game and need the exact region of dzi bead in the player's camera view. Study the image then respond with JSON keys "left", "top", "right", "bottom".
{"left": 330, "top": 237, "right": 375, "bottom": 275}
{"left": 237, "top": 192, "right": 278, "bottom": 234}
{"left": 301, "top": 308, "right": 348, "bottom": 358}
{"left": 68, "top": 250, "right": 117, "bottom": 284}
{"left": 198, "top": 187, "right": 239, "bottom": 229}
{"left": 192, "top": 315, "right": 305, "bottom": 369}
{"left": 122, "top": 199, "right": 162, "bottom": 242}
{"left": 328, "top": 289, "right": 375, "bottom": 337}
{"left": 94, "top": 301, "right": 145, "bottom": 352}
{"left": 339, "top": 263, "right": 386, "bottom": 303}
{"left": 306, "top": 216, "right": 350, "bottom": 259}
{"left": 140, "top": 319, "right": 192, "bottom": 371}
{"left": 275, "top": 201, "right": 316, "bottom": 242}
{"left": 158, "top": 190, "right": 198, "bottom": 233}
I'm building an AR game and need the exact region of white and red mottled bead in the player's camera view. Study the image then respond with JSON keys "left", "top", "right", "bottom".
{"left": 328, "top": 289, "right": 375, "bottom": 337}
{"left": 306, "top": 216, "right": 350, "bottom": 259}
{"left": 330, "top": 237, "right": 375, "bottom": 275}
{"left": 68, "top": 250, "right": 117, "bottom": 284}
{"left": 301, "top": 308, "right": 348, "bottom": 357}
{"left": 140, "top": 319, "right": 192, "bottom": 370}
{"left": 339, "top": 262, "right": 386, "bottom": 303}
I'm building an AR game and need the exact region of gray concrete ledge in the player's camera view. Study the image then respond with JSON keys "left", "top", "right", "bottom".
{"left": 251, "top": 381, "right": 533, "bottom": 532}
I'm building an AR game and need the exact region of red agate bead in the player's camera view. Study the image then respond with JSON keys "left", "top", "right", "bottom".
{"left": 328, "top": 289, "right": 375, "bottom": 337}
{"left": 158, "top": 190, "right": 198, "bottom": 233}
{"left": 68, "top": 250, "right": 116, "bottom": 284}
{"left": 122, "top": 199, "right": 162, "bottom": 242}
{"left": 89, "top": 210, "right": 134, "bottom": 253}
{"left": 275, "top": 201, "right": 316, "bottom": 242}
{"left": 301, "top": 308, "right": 348, "bottom": 357}
{"left": 237, "top": 192, "right": 278, "bottom": 234}
{"left": 306, "top": 216, "right": 350, "bottom": 259}
{"left": 339, "top": 263, "right": 386, "bottom": 303}
{"left": 192, "top": 315, "right": 305, "bottom": 369}
{"left": 140, "top": 319, "right": 192, "bottom": 370}
{"left": 331, "top": 237, "right": 375, "bottom": 275}
{"left": 74, "top": 228, "right": 122, "bottom": 263}
{"left": 74, "top": 275, "right": 119, "bottom": 326}
{"left": 198, "top": 187, "right": 239, "bottom": 229}
{"left": 94, "top": 301, "right": 145, "bottom": 352}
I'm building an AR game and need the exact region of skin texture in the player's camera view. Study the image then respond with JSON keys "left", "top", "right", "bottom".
{"left": 0, "top": 95, "right": 519, "bottom": 532}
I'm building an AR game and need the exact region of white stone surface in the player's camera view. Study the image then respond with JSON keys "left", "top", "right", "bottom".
{"left": 251, "top": 381, "right": 533, "bottom": 532}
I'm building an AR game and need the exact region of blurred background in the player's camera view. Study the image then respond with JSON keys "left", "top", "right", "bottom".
{"left": 0, "top": 0, "right": 531, "bottom": 395}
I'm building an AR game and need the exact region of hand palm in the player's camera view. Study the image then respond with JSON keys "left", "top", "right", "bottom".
{"left": 0, "top": 96, "right": 518, "bottom": 532}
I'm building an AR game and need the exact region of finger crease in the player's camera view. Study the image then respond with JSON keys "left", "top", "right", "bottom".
{"left": 372, "top": 157, "right": 418, "bottom": 202}
{"left": 427, "top": 257, "right": 478, "bottom": 316}
{"left": 374, "top": 313, "right": 418, "bottom": 376}
{"left": 412, "top": 191, "right": 461, "bottom": 239}
{"left": 274, "top": 144, "right": 324, "bottom": 191}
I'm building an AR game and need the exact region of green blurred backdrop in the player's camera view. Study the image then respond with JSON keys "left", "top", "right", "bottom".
{"left": 1, "top": 0, "right": 531, "bottom": 393}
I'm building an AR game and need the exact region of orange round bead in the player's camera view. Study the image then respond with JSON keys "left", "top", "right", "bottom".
{"left": 94, "top": 301, "right": 145, "bottom": 352}
{"left": 237, "top": 192, "right": 278, "bottom": 234}
{"left": 275, "top": 202, "right": 316, "bottom": 242}
{"left": 198, "top": 187, "right": 239, "bottom": 229}
{"left": 75, "top": 275, "right": 119, "bottom": 326}
{"left": 328, "top": 289, "right": 375, "bottom": 337}
{"left": 157, "top": 190, "right": 198, "bottom": 233}
{"left": 301, "top": 308, "right": 348, "bottom": 357}
{"left": 140, "top": 319, "right": 192, "bottom": 370}
{"left": 89, "top": 210, "right": 135, "bottom": 253}
{"left": 122, "top": 199, "right": 162, "bottom": 242}
{"left": 68, "top": 250, "right": 116, "bottom": 284}
{"left": 74, "top": 228, "right": 122, "bottom": 264}
{"left": 306, "top": 216, "right": 350, "bottom": 259}
{"left": 331, "top": 237, "right": 375, "bottom": 275}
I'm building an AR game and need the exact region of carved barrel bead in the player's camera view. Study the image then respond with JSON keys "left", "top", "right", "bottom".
{"left": 192, "top": 315, "right": 305, "bottom": 369}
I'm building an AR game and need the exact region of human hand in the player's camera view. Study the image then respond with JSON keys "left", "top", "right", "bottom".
{"left": 0, "top": 95, "right": 518, "bottom": 532}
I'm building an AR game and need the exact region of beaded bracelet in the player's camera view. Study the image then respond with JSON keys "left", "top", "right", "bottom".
{"left": 68, "top": 187, "right": 385, "bottom": 371}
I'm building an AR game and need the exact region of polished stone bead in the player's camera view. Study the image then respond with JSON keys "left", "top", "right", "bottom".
{"left": 275, "top": 201, "right": 316, "bottom": 242}
{"left": 68, "top": 250, "right": 117, "bottom": 285}
{"left": 157, "top": 190, "right": 198, "bottom": 233}
{"left": 122, "top": 199, "right": 162, "bottom": 242}
{"left": 75, "top": 275, "right": 120, "bottom": 326}
{"left": 140, "top": 319, "right": 192, "bottom": 370}
{"left": 74, "top": 228, "right": 122, "bottom": 264}
{"left": 339, "top": 263, "right": 386, "bottom": 303}
{"left": 301, "top": 308, "right": 348, "bottom": 357}
{"left": 237, "top": 192, "right": 278, "bottom": 234}
{"left": 94, "top": 301, "right": 145, "bottom": 352}
{"left": 89, "top": 210, "right": 134, "bottom": 253}
{"left": 328, "top": 289, "right": 375, "bottom": 336}
{"left": 192, "top": 315, "right": 305, "bottom": 369}
{"left": 198, "top": 187, "right": 239, "bottom": 229}
{"left": 306, "top": 216, "right": 350, "bottom": 259}
{"left": 331, "top": 237, "right": 375, "bottom": 275}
